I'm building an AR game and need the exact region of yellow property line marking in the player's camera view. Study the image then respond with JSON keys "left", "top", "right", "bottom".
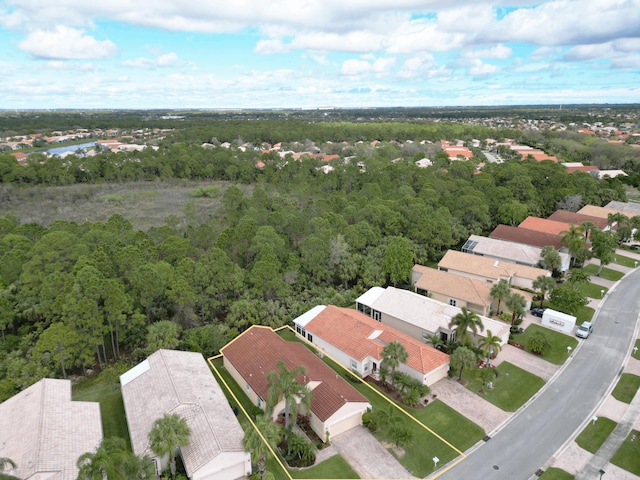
{"left": 208, "top": 325, "right": 470, "bottom": 479}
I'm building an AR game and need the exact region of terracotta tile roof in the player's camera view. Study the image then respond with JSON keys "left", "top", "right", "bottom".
{"left": 221, "top": 326, "right": 368, "bottom": 422}
{"left": 565, "top": 165, "right": 600, "bottom": 174}
{"left": 412, "top": 265, "right": 492, "bottom": 308}
{"left": 518, "top": 216, "right": 573, "bottom": 236}
{"left": 548, "top": 210, "right": 609, "bottom": 229}
{"left": 438, "top": 250, "right": 547, "bottom": 281}
{"left": 0, "top": 379, "right": 102, "bottom": 480}
{"left": 490, "top": 224, "right": 564, "bottom": 249}
{"left": 304, "top": 305, "right": 449, "bottom": 375}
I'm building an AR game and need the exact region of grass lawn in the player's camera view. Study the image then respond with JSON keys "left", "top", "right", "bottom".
{"left": 72, "top": 381, "right": 131, "bottom": 450}
{"left": 463, "top": 362, "right": 545, "bottom": 412}
{"left": 611, "top": 429, "right": 640, "bottom": 475}
{"left": 292, "top": 455, "right": 359, "bottom": 479}
{"left": 612, "top": 373, "right": 640, "bottom": 404}
{"left": 579, "top": 282, "right": 608, "bottom": 299}
{"left": 612, "top": 254, "right": 639, "bottom": 268}
{"left": 575, "top": 306, "right": 595, "bottom": 325}
{"left": 539, "top": 467, "right": 574, "bottom": 479}
{"left": 575, "top": 417, "right": 617, "bottom": 453}
{"left": 512, "top": 324, "right": 577, "bottom": 365}
{"left": 583, "top": 264, "right": 624, "bottom": 281}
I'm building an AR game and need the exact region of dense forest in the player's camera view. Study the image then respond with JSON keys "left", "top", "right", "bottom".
{"left": 0, "top": 112, "right": 637, "bottom": 402}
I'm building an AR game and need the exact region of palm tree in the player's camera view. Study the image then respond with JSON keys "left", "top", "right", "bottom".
{"left": 450, "top": 346, "right": 477, "bottom": 381}
{"left": 77, "top": 437, "right": 129, "bottom": 480}
{"left": 532, "top": 275, "right": 556, "bottom": 308}
{"left": 148, "top": 413, "right": 191, "bottom": 479}
{"left": 561, "top": 225, "right": 587, "bottom": 267}
{"left": 449, "top": 307, "right": 484, "bottom": 346}
{"left": 490, "top": 280, "right": 511, "bottom": 315}
{"left": 479, "top": 330, "right": 502, "bottom": 367}
{"left": 540, "top": 245, "right": 562, "bottom": 275}
{"left": 122, "top": 455, "right": 156, "bottom": 480}
{"left": 243, "top": 414, "right": 282, "bottom": 480}
{"left": 266, "top": 360, "right": 312, "bottom": 431}
{"left": 0, "top": 458, "right": 16, "bottom": 474}
{"left": 381, "top": 341, "right": 409, "bottom": 381}
{"left": 566, "top": 268, "right": 590, "bottom": 289}
{"left": 579, "top": 221, "right": 596, "bottom": 240}
{"left": 506, "top": 292, "right": 526, "bottom": 326}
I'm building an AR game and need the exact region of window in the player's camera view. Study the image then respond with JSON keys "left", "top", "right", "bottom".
{"left": 257, "top": 397, "right": 263, "bottom": 408}
{"left": 364, "top": 362, "right": 370, "bottom": 371}
{"left": 307, "top": 334, "right": 313, "bottom": 343}
{"left": 350, "top": 359, "right": 357, "bottom": 369}
{"left": 422, "top": 331, "right": 429, "bottom": 341}
{"left": 246, "top": 383, "right": 250, "bottom": 392}
{"left": 448, "top": 298, "right": 457, "bottom": 307}
{"left": 373, "top": 310, "right": 381, "bottom": 321}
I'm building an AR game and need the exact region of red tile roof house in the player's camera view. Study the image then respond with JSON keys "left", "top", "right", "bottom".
{"left": 121, "top": 349, "right": 251, "bottom": 480}
{"left": 490, "top": 224, "right": 564, "bottom": 250}
{"left": 293, "top": 305, "right": 450, "bottom": 387}
{"left": 547, "top": 210, "right": 609, "bottom": 230}
{"left": 221, "top": 326, "right": 370, "bottom": 443}
{"left": 518, "top": 216, "right": 574, "bottom": 236}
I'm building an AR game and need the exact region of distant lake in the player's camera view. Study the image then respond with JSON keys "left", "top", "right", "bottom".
{"left": 45, "top": 141, "right": 99, "bottom": 156}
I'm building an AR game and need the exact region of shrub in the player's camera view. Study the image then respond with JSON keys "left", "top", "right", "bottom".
{"left": 528, "top": 331, "right": 551, "bottom": 355}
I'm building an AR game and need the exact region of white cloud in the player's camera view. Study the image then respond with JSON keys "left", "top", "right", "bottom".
{"left": 18, "top": 26, "right": 116, "bottom": 60}
{"left": 341, "top": 56, "right": 396, "bottom": 76}
{"left": 468, "top": 59, "right": 499, "bottom": 76}
{"left": 157, "top": 52, "right": 178, "bottom": 66}
{"left": 123, "top": 57, "right": 156, "bottom": 69}
{"left": 461, "top": 44, "right": 512, "bottom": 60}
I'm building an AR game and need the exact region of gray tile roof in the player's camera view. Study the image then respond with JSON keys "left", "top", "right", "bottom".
{"left": 120, "top": 349, "right": 246, "bottom": 478}
{"left": 0, "top": 378, "right": 102, "bottom": 480}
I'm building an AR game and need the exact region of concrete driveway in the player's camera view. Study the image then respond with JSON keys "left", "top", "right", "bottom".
{"left": 329, "top": 426, "right": 416, "bottom": 479}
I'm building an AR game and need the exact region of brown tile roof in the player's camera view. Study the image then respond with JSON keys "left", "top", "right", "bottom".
{"left": 304, "top": 305, "right": 449, "bottom": 375}
{"left": 518, "top": 216, "right": 573, "bottom": 236}
{"left": 548, "top": 210, "right": 609, "bottom": 229}
{"left": 412, "top": 265, "right": 492, "bottom": 308}
{"left": 221, "top": 326, "right": 368, "bottom": 422}
{"left": 490, "top": 224, "right": 564, "bottom": 249}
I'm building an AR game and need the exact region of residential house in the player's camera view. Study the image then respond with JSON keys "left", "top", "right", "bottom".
{"left": 412, "top": 264, "right": 533, "bottom": 315}
{"left": 547, "top": 210, "right": 610, "bottom": 230}
{"left": 438, "top": 249, "right": 555, "bottom": 288}
{"left": 518, "top": 216, "right": 574, "bottom": 236}
{"left": 121, "top": 349, "right": 251, "bottom": 480}
{"left": 577, "top": 205, "right": 625, "bottom": 220}
{"left": 490, "top": 224, "right": 564, "bottom": 250}
{"left": 221, "top": 326, "right": 370, "bottom": 442}
{"left": 461, "top": 235, "right": 570, "bottom": 274}
{"left": 355, "top": 286, "right": 510, "bottom": 347}
{"left": 604, "top": 201, "right": 640, "bottom": 218}
{"left": 0, "top": 378, "right": 103, "bottom": 480}
{"left": 293, "top": 305, "right": 450, "bottom": 386}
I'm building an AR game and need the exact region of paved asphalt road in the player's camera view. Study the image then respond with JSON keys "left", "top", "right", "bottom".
{"left": 437, "top": 268, "right": 640, "bottom": 480}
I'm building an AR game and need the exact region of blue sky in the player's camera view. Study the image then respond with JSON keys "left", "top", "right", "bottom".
{"left": 0, "top": 0, "right": 639, "bottom": 109}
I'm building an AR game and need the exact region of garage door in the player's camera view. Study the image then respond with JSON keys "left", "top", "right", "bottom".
{"left": 197, "top": 462, "right": 246, "bottom": 480}
{"left": 329, "top": 413, "right": 361, "bottom": 438}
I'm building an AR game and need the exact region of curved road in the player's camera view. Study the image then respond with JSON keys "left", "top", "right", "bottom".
{"left": 438, "top": 268, "right": 640, "bottom": 480}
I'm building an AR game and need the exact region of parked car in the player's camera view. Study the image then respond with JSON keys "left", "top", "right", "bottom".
{"left": 576, "top": 321, "right": 593, "bottom": 339}
{"left": 531, "top": 307, "right": 546, "bottom": 318}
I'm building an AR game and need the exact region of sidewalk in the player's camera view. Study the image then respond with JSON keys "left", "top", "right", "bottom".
{"left": 544, "top": 254, "right": 640, "bottom": 480}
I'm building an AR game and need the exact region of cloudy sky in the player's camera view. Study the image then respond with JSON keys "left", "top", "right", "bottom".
{"left": 1, "top": 0, "right": 639, "bottom": 109}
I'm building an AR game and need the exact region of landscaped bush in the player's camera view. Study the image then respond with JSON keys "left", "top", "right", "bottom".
{"left": 528, "top": 331, "right": 551, "bottom": 355}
